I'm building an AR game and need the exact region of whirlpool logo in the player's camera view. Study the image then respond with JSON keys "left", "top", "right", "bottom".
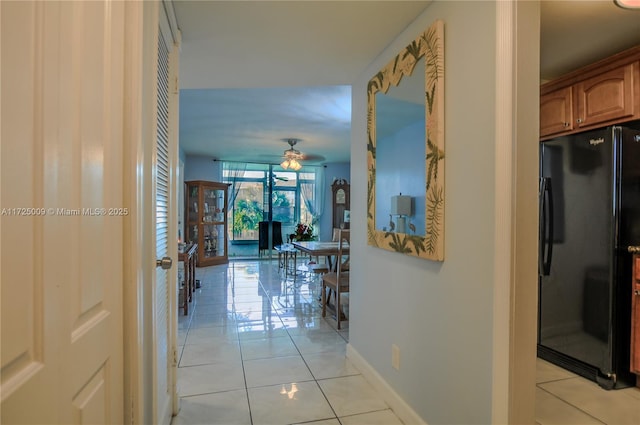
{"left": 589, "top": 138, "right": 605, "bottom": 146}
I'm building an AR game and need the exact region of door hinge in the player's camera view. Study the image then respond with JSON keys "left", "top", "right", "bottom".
{"left": 172, "top": 76, "right": 179, "bottom": 95}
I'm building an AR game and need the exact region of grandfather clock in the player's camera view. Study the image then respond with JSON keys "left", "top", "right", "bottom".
{"left": 331, "top": 179, "right": 350, "bottom": 230}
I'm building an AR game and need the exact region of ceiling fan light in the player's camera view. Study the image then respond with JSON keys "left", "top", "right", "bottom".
{"left": 614, "top": 0, "right": 640, "bottom": 8}
{"left": 280, "top": 139, "right": 305, "bottom": 170}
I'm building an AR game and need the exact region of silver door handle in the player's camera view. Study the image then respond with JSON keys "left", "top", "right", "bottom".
{"left": 156, "top": 257, "right": 173, "bottom": 269}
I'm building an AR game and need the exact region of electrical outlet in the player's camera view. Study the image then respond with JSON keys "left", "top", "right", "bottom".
{"left": 391, "top": 344, "right": 400, "bottom": 370}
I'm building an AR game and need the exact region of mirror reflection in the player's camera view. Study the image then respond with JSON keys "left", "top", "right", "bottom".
{"left": 375, "top": 57, "right": 426, "bottom": 236}
{"left": 366, "top": 20, "right": 445, "bottom": 261}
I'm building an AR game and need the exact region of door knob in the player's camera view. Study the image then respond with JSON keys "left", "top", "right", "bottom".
{"left": 156, "top": 256, "right": 173, "bottom": 269}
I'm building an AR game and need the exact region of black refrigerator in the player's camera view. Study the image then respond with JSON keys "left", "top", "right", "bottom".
{"left": 538, "top": 125, "right": 640, "bottom": 389}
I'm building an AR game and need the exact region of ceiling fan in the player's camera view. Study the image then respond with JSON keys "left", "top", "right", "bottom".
{"left": 276, "top": 138, "right": 325, "bottom": 170}
{"left": 270, "top": 174, "right": 289, "bottom": 186}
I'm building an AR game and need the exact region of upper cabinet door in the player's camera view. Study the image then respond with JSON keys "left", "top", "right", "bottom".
{"left": 539, "top": 46, "right": 640, "bottom": 141}
{"left": 540, "top": 86, "right": 574, "bottom": 138}
{"left": 576, "top": 62, "right": 638, "bottom": 129}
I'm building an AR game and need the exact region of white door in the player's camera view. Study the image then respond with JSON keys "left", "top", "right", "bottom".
{"left": 1, "top": 1, "right": 125, "bottom": 423}
{"left": 154, "top": 14, "right": 179, "bottom": 423}
{"left": 121, "top": 2, "right": 180, "bottom": 423}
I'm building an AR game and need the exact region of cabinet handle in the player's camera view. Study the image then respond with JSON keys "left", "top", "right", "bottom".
{"left": 563, "top": 122, "right": 569, "bottom": 127}
{"left": 576, "top": 118, "right": 583, "bottom": 124}
{"left": 635, "top": 289, "right": 640, "bottom": 296}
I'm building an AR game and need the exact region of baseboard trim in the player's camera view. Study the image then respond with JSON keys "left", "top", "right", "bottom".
{"left": 346, "top": 344, "right": 428, "bottom": 425}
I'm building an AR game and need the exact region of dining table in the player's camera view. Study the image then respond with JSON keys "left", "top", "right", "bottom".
{"left": 291, "top": 240, "right": 349, "bottom": 272}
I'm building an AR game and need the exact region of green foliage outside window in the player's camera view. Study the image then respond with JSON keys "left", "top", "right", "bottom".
{"left": 233, "top": 198, "right": 263, "bottom": 236}
{"left": 271, "top": 192, "right": 292, "bottom": 223}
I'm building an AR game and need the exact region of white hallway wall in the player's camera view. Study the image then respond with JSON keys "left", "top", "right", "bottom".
{"left": 349, "top": 1, "right": 537, "bottom": 423}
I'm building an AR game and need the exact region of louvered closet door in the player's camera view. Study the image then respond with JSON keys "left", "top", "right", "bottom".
{"left": 155, "top": 27, "right": 173, "bottom": 423}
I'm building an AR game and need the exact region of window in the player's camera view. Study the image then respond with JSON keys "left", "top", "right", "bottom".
{"left": 223, "top": 164, "right": 323, "bottom": 243}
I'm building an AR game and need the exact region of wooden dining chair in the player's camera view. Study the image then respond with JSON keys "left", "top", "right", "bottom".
{"left": 308, "top": 227, "right": 345, "bottom": 279}
{"left": 321, "top": 229, "right": 350, "bottom": 329}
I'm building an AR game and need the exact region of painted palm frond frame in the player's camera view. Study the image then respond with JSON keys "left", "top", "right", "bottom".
{"left": 367, "top": 20, "right": 445, "bottom": 261}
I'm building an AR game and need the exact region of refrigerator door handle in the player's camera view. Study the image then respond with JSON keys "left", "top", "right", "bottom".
{"left": 539, "top": 178, "right": 546, "bottom": 275}
{"left": 539, "top": 177, "right": 554, "bottom": 276}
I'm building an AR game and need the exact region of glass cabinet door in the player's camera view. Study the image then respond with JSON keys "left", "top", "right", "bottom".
{"left": 187, "top": 185, "right": 199, "bottom": 225}
{"left": 187, "top": 224, "right": 198, "bottom": 246}
{"left": 202, "top": 223, "right": 224, "bottom": 259}
{"left": 202, "top": 187, "right": 225, "bottom": 224}
{"left": 185, "top": 180, "right": 229, "bottom": 266}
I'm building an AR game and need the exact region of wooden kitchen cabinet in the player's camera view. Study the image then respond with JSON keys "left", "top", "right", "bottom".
{"left": 540, "top": 86, "right": 573, "bottom": 138}
{"left": 185, "top": 180, "right": 230, "bottom": 266}
{"left": 631, "top": 252, "right": 640, "bottom": 385}
{"left": 575, "top": 62, "right": 637, "bottom": 130}
{"left": 540, "top": 45, "right": 640, "bottom": 140}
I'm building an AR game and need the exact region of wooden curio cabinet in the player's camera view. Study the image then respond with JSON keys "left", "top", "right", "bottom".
{"left": 185, "top": 181, "right": 230, "bottom": 266}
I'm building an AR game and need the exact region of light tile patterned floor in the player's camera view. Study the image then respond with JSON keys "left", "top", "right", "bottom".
{"left": 173, "top": 260, "right": 640, "bottom": 425}
{"left": 172, "top": 260, "right": 402, "bottom": 425}
{"left": 535, "top": 358, "right": 640, "bottom": 424}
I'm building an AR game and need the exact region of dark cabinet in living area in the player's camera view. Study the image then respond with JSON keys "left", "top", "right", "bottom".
{"left": 332, "top": 179, "right": 350, "bottom": 230}
{"left": 258, "top": 221, "right": 283, "bottom": 256}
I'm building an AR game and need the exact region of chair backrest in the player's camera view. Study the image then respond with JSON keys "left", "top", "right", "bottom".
{"left": 258, "top": 221, "right": 283, "bottom": 250}
{"left": 336, "top": 229, "right": 350, "bottom": 274}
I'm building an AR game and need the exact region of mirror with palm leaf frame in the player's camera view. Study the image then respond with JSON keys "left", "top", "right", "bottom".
{"left": 367, "top": 20, "right": 445, "bottom": 261}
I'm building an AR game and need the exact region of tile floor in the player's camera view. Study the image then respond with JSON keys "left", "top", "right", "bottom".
{"left": 173, "top": 260, "right": 640, "bottom": 425}
{"left": 535, "top": 358, "right": 640, "bottom": 425}
{"left": 172, "top": 260, "right": 403, "bottom": 425}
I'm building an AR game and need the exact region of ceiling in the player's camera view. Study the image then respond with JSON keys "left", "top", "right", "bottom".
{"left": 540, "top": 1, "right": 640, "bottom": 81}
{"left": 175, "top": 0, "right": 640, "bottom": 165}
